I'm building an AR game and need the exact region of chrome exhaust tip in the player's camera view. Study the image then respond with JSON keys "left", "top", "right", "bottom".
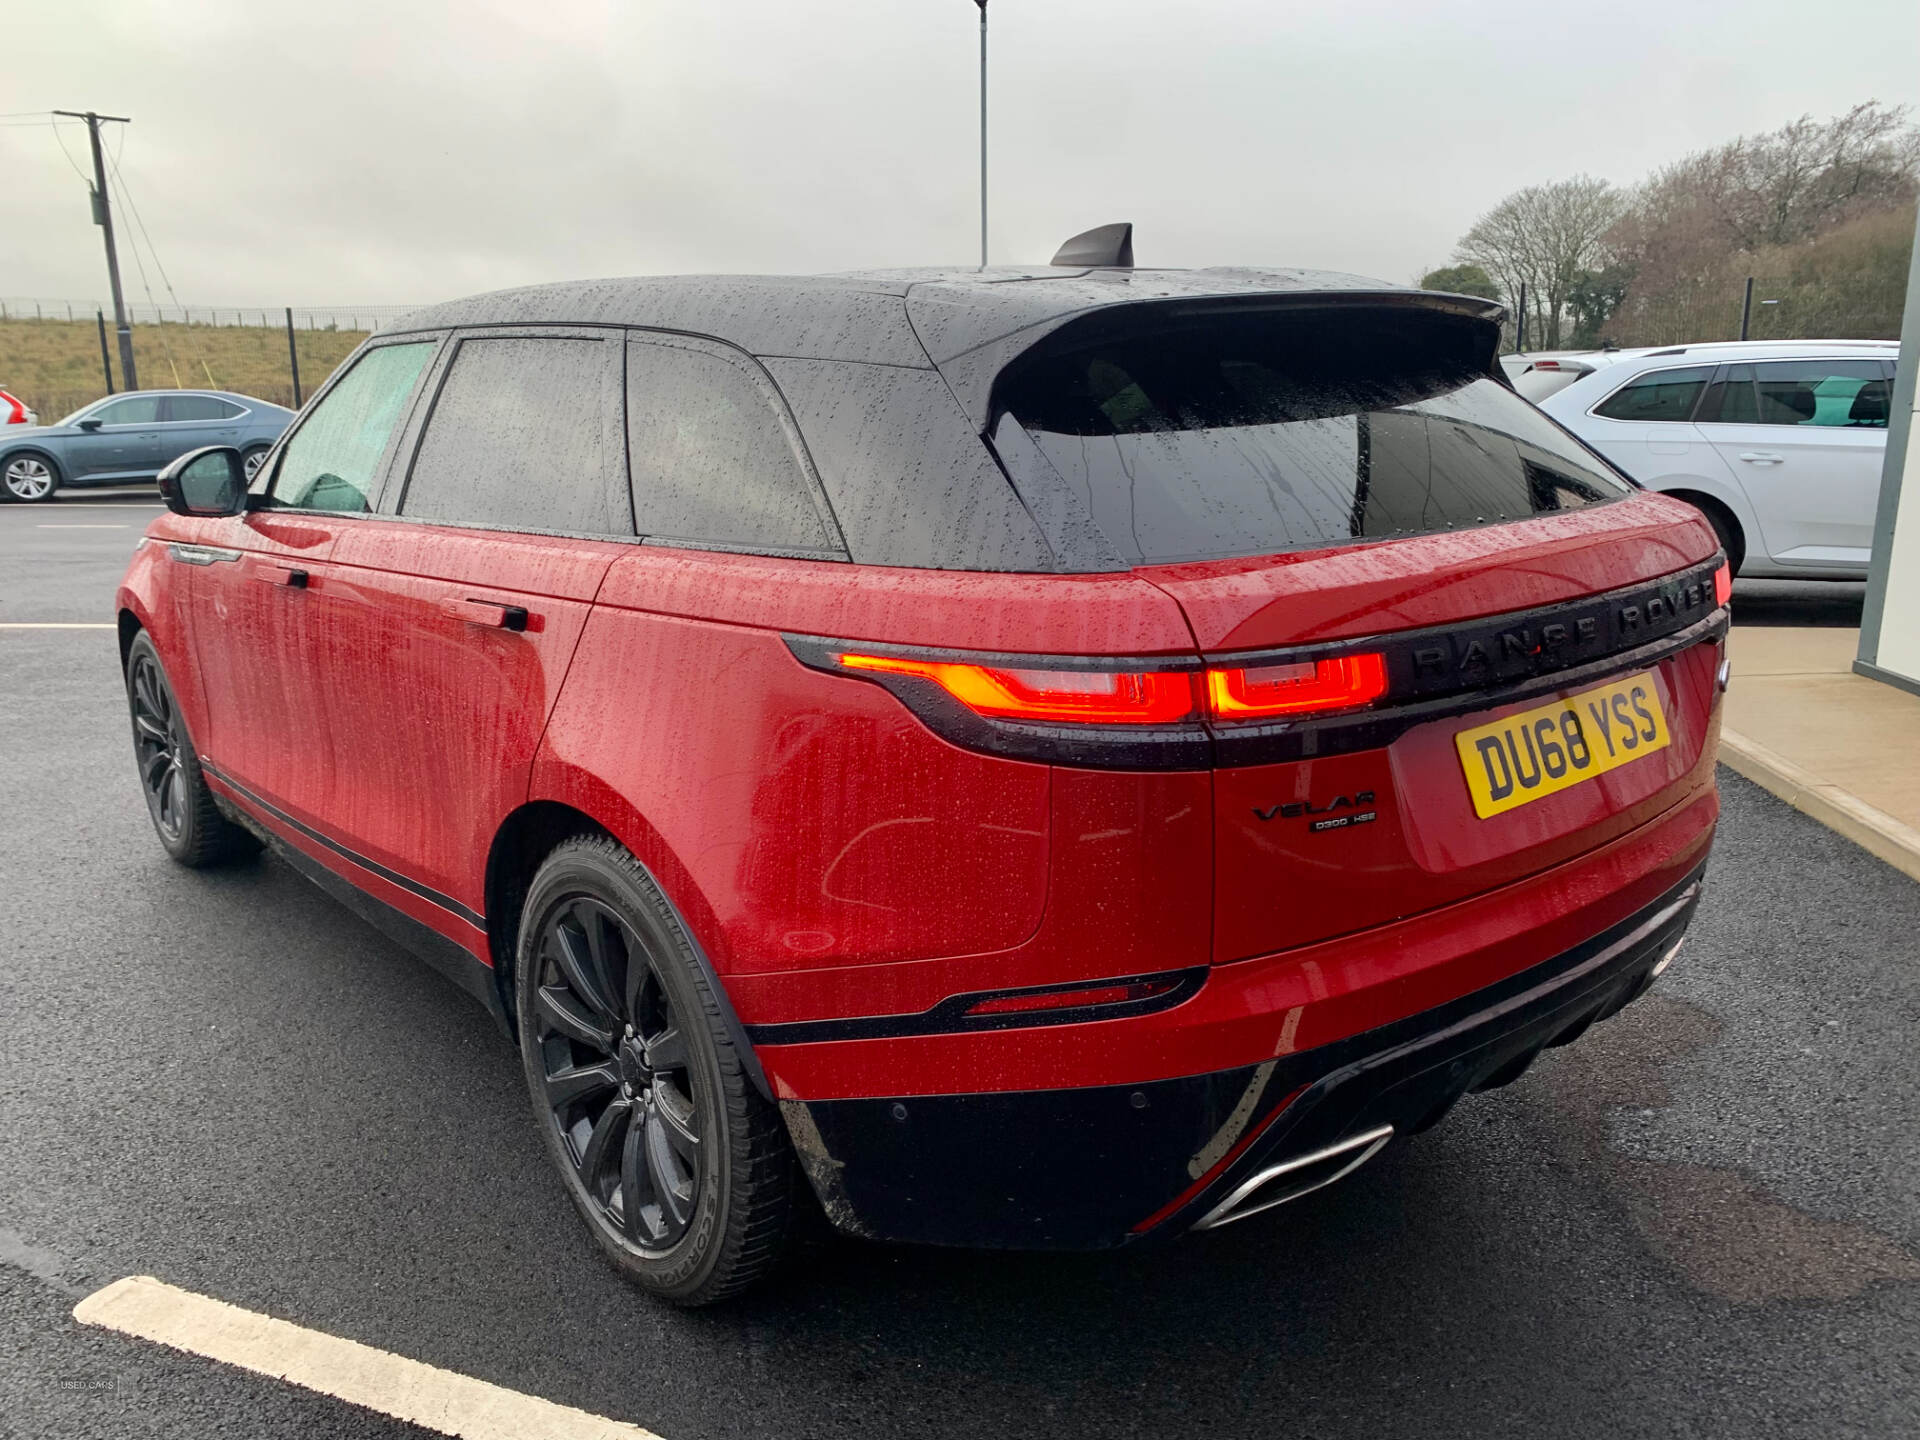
{"left": 1191, "top": 1123, "right": 1395, "bottom": 1232}
{"left": 1651, "top": 937, "right": 1684, "bottom": 978}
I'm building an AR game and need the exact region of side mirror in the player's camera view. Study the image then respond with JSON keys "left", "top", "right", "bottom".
{"left": 77, "top": 417, "right": 104, "bottom": 432}
{"left": 158, "top": 446, "right": 248, "bottom": 517}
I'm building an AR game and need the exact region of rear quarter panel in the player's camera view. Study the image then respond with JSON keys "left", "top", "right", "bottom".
{"left": 532, "top": 546, "right": 1201, "bottom": 981}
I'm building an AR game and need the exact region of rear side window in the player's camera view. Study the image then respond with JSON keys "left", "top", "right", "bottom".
{"left": 1753, "top": 359, "right": 1887, "bottom": 427}
{"left": 270, "top": 341, "right": 436, "bottom": 513}
{"left": 1591, "top": 366, "right": 1714, "bottom": 422}
{"left": 626, "top": 336, "right": 835, "bottom": 554}
{"left": 401, "top": 335, "right": 628, "bottom": 535}
{"left": 997, "top": 309, "right": 1631, "bottom": 567}
{"left": 165, "top": 395, "right": 244, "bottom": 422}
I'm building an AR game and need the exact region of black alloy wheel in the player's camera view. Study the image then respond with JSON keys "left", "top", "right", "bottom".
{"left": 129, "top": 647, "right": 189, "bottom": 845}
{"left": 533, "top": 895, "right": 703, "bottom": 1252}
{"left": 123, "top": 631, "right": 256, "bottom": 867}
{"left": 516, "top": 837, "right": 796, "bottom": 1304}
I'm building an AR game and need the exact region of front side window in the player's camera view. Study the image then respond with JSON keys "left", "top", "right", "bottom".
{"left": 1751, "top": 359, "right": 1888, "bottom": 428}
{"left": 1696, "top": 364, "right": 1760, "bottom": 424}
{"left": 89, "top": 396, "right": 164, "bottom": 426}
{"left": 400, "top": 335, "right": 627, "bottom": 535}
{"left": 999, "top": 310, "right": 1632, "bottom": 566}
{"left": 269, "top": 342, "right": 436, "bottom": 513}
{"left": 1591, "top": 366, "right": 1714, "bottom": 422}
{"left": 626, "top": 337, "right": 834, "bottom": 553}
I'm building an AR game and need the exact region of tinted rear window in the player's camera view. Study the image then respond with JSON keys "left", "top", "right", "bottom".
{"left": 998, "top": 310, "right": 1632, "bottom": 566}
{"left": 167, "top": 395, "right": 244, "bottom": 422}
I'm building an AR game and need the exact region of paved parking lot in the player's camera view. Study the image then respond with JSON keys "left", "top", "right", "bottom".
{"left": 1, "top": 496, "right": 1916, "bottom": 1438}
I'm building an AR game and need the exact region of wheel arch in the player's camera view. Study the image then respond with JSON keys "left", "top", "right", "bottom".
{"left": 117, "top": 607, "right": 145, "bottom": 674}
{"left": 1, "top": 445, "right": 66, "bottom": 493}
{"left": 1658, "top": 486, "right": 1749, "bottom": 572}
{"left": 483, "top": 794, "right": 772, "bottom": 1099}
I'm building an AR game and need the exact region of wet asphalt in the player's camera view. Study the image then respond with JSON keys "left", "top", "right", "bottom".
{"left": 0, "top": 495, "right": 1914, "bottom": 1439}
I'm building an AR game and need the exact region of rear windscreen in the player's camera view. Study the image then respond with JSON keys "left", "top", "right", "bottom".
{"left": 997, "top": 309, "right": 1633, "bottom": 566}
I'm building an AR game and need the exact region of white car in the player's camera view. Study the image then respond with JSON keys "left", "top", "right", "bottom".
{"left": 1535, "top": 340, "right": 1895, "bottom": 578}
{"left": 1501, "top": 352, "right": 1605, "bottom": 404}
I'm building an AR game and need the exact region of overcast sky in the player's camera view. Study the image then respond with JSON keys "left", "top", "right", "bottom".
{"left": 4, "top": 0, "right": 1917, "bottom": 311}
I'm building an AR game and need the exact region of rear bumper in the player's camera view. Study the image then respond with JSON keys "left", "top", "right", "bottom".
{"left": 784, "top": 860, "right": 1705, "bottom": 1249}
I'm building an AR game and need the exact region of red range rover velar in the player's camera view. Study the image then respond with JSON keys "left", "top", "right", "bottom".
{"left": 119, "top": 226, "right": 1728, "bottom": 1304}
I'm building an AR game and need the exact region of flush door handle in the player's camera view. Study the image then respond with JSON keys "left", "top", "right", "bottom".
{"left": 252, "top": 564, "right": 308, "bottom": 588}
{"left": 1737, "top": 451, "right": 1783, "bottom": 464}
{"left": 441, "top": 597, "right": 529, "bottom": 631}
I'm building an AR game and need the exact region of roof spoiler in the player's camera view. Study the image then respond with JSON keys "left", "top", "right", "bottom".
{"left": 1051, "top": 222, "right": 1134, "bottom": 268}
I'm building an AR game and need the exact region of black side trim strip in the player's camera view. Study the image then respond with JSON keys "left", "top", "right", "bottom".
{"left": 268, "top": 834, "right": 511, "bottom": 1033}
{"left": 746, "top": 966, "right": 1209, "bottom": 1046}
{"left": 201, "top": 759, "right": 487, "bottom": 930}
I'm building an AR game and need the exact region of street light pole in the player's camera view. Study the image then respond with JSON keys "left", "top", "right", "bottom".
{"left": 54, "top": 109, "right": 137, "bottom": 390}
{"left": 976, "top": 0, "right": 988, "bottom": 269}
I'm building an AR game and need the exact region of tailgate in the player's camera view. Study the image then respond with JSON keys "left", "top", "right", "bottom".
{"left": 1153, "top": 515, "right": 1728, "bottom": 962}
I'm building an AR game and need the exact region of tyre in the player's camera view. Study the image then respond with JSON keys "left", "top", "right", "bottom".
{"left": 240, "top": 444, "right": 272, "bottom": 484}
{"left": 124, "top": 632, "right": 259, "bottom": 867}
{"left": 515, "top": 836, "right": 796, "bottom": 1305}
{"left": 3, "top": 452, "right": 59, "bottom": 502}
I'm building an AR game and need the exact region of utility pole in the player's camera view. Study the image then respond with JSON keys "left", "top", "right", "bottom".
{"left": 976, "top": 0, "right": 988, "bottom": 269}
{"left": 54, "top": 110, "right": 137, "bottom": 390}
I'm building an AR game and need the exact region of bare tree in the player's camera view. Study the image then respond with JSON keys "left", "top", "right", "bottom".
{"left": 1648, "top": 102, "right": 1920, "bottom": 251}
{"left": 1605, "top": 102, "right": 1920, "bottom": 345}
{"left": 1455, "top": 176, "right": 1623, "bottom": 348}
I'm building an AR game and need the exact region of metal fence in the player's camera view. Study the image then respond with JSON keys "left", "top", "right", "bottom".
{"left": 0, "top": 300, "right": 407, "bottom": 418}
{"left": 0, "top": 298, "right": 418, "bottom": 333}
{"left": 1505, "top": 273, "right": 1906, "bottom": 354}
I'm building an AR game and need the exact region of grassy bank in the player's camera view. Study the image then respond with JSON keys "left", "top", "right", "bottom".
{"left": 0, "top": 318, "right": 367, "bottom": 419}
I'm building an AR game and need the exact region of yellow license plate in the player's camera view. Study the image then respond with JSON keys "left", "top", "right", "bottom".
{"left": 1454, "top": 671, "right": 1670, "bottom": 819}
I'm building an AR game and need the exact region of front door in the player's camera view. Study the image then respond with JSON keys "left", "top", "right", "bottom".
{"left": 189, "top": 338, "right": 442, "bottom": 832}
{"left": 1696, "top": 358, "right": 1890, "bottom": 570}
{"left": 66, "top": 394, "right": 165, "bottom": 480}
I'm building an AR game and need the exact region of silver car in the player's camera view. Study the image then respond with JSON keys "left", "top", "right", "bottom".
{"left": 0, "top": 389, "right": 294, "bottom": 503}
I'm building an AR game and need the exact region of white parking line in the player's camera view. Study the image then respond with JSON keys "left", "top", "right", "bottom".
{"left": 35, "top": 523, "right": 129, "bottom": 528}
{"left": 0, "top": 623, "right": 117, "bottom": 629}
{"left": 74, "top": 1276, "right": 664, "bottom": 1440}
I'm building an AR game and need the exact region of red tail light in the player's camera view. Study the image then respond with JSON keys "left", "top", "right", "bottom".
{"left": 1204, "top": 653, "right": 1389, "bottom": 719}
{"left": 836, "top": 653, "right": 1198, "bottom": 725}
{"left": 1713, "top": 562, "right": 1732, "bottom": 607}
{"left": 834, "top": 651, "right": 1390, "bottom": 725}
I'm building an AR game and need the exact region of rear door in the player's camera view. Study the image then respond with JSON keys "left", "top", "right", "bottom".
{"left": 1695, "top": 358, "right": 1888, "bottom": 570}
{"left": 158, "top": 394, "right": 245, "bottom": 468}
{"left": 320, "top": 328, "right": 629, "bottom": 923}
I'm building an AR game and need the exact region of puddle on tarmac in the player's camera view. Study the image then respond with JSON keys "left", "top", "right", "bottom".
{"left": 1539, "top": 991, "right": 1920, "bottom": 1306}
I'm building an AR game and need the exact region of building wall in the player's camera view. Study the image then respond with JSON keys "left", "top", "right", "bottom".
{"left": 1856, "top": 206, "right": 1920, "bottom": 694}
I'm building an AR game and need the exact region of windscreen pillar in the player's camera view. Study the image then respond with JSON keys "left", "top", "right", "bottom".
{"left": 1856, "top": 203, "right": 1920, "bottom": 695}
